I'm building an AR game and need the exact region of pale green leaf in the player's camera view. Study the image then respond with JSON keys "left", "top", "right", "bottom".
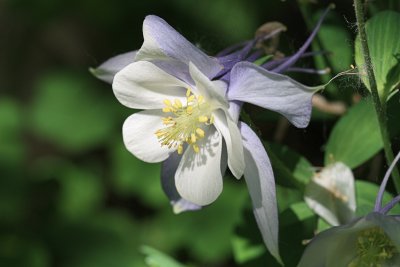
{"left": 30, "top": 72, "right": 118, "bottom": 152}
{"left": 356, "top": 180, "right": 400, "bottom": 216}
{"left": 141, "top": 246, "right": 187, "bottom": 267}
{"left": 355, "top": 11, "right": 400, "bottom": 100}
{"left": 324, "top": 99, "right": 382, "bottom": 168}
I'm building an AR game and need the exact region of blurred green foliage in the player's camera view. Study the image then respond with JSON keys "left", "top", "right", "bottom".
{"left": 1, "top": 0, "right": 400, "bottom": 266}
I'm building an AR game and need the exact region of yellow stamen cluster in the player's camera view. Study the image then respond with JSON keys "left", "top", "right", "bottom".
{"left": 155, "top": 88, "right": 214, "bottom": 154}
{"left": 347, "top": 227, "right": 398, "bottom": 267}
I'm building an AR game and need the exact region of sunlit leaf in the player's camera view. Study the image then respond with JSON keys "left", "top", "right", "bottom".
{"left": 324, "top": 98, "right": 382, "bottom": 168}
{"left": 355, "top": 180, "right": 400, "bottom": 216}
{"left": 0, "top": 98, "right": 25, "bottom": 165}
{"left": 231, "top": 234, "right": 265, "bottom": 264}
{"left": 30, "top": 72, "right": 118, "bottom": 152}
{"left": 57, "top": 166, "right": 104, "bottom": 220}
{"left": 141, "top": 246, "right": 186, "bottom": 267}
{"left": 269, "top": 143, "right": 314, "bottom": 185}
{"left": 276, "top": 185, "right": 303, "bottom": 212}
{"left": 355, "top": 11, "right": 400, "bottom": 100}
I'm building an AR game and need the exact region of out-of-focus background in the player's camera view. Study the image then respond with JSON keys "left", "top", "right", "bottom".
{"left": 2, "top": 0, "right": 395, "bottom": 266}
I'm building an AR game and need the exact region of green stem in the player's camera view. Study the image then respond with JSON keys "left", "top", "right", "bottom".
{"left": 354, "top": 0, "right": 400, "bottom": 193}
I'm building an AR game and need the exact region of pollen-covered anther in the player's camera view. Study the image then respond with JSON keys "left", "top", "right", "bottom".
{"left": 162, "top": 117, "right": 175, "bottom": 125}
{"left": 173, "top": 99, "right": 182, "bottom": 109}
{"left": 198, "top": 116, "right": 208, "bottom": 122}
{"left": 186, "top": 106, "right": 193, "bottom": 114}
{"left": 177, "top": 144, "right": 183, "bottom": 155}
{"left": 196, "top": 128, "right": 205, "bottom": 138}
{"left": 191, "top": 133, "right": 197, "bottom": 143}
{"left": 162, "top": 107, "right": 172, "bottom": 113}
{"left": 155, "top": 88, "right": 213, "bottom": 154}
{"left": 186, "top": 88, "right": 191, "bottom": 97}
{"left": 187, "top": 95, "right": 195, "bottom": 103}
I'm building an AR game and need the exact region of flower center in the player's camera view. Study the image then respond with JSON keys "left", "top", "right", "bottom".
{"left": 155, "top": 88, "right": 214, "bottom": 154}
{"left": 348, "top": 227, "right": 398, "bottom": 267}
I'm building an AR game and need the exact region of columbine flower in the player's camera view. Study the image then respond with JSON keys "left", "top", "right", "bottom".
{"left": 92, "top": 12, "right": 329, "bottom": 263}
{"left": 298, "top": 152, "right": 400, "bottom": 267}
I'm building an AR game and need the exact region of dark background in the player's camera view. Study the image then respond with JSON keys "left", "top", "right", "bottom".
{"left": 1, "top": 0, "right": 396, "bottom": 266}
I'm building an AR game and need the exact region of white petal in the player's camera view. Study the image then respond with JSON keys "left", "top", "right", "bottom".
{"left": 239, "top": 122, "right": 281, "bottom": 264}
{"left": 213, "top": 110, "right": 245, "bottom": 179}
{"left": 175, "top": 127, "right": 223, "bottom": 206}
{"left": 136, "top": 15, "right": 222, "bottom": 79}
{"left": 91, "top": 51, "right": 137, "bottom": 84}
{"left": 228, "top": 62, "right": 316, "bottom": 128}
{"left": 113, "top": 61, "right": 188, "bottom": 109}
{"left": 161, "top": 152, "right": 202, "bottom": 213}
{"left": 228, "top": 101, "right": 242, "bottom": 123}
{"left": 188, "top": 62, "right": 229, "bottom": 109}
{"left": 123, "top": 110, "right": 174, "bottom": 163}
{"left": 304, "top": 162, "right": 356, "bottom": 226}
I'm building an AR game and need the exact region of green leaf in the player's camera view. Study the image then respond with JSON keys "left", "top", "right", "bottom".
{"left": 316, "top": 218, "right": 331, "bottom": 232}
{"left": 279, "top": 202, "right": 318, "bottom": 266}
{"left": 232, "top": 202, "right": 317, "bottom": 267}
{"left": 314, "top": 11, "right": 353, "bottom": 73}
{"left": 31, "top": 157, "right": 104, "bottom": 220}
{"left": 109, "top": 140, "right": 165, "bottom": 208}
{"left": 276, "top": 185, "right": 303, "bottom": 212}
{"left": 0, "top": 163, "right": 29, "bottom": 226}
{"left": 269, "top": 143, "right": 314, "bottom": 185}
{"left": 141, "top": 246, "right": 187, "bottom": 267}
{"left": 355, "top": 11, "right": 400, "bottom": 100}
{"left": 171, "top": 0, "right": 257, "bottom": 44}
{"left": 57, "top": 165, "right": 104, "bottom": 220}
{"left": 355, "top": 180, "right": 400, "bottom": 216}
{"left": 231, "top": 234, "right": 266, "bottom": 264}
{"left": 143, "top": 181, "right": 247, "bottom": 263}
{"left": 324, "top": 99, "right": 382, "bottom": 168}
{"left": 0, "top": 236, "right": 50, "bottom": 267}
{"left": 232, "top": 207, "right": 270, "bottom": 266}
{"left": 47, "top": 211, "right": 146, "bottom": 267}
{"left": 30, "top": 72, "right": 118, "bottom": 152}
{"left": 0, "top": 98, "right": 25, "bottom": 165}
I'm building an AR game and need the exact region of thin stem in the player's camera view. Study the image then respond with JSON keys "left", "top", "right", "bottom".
{"left": 375, "top": 151, "right": 400, "bottom": 211}
{"left": 354, "top": 0, "right": 400, "bottom": 193}
{"left": 381, "top": 195, "right": 400, "bottom": 214}
{"left": 272, "top": 5, "right": 333, "bottom": 73}
{"left": 297, "top": 2, "right": 331, "bottom": 67}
